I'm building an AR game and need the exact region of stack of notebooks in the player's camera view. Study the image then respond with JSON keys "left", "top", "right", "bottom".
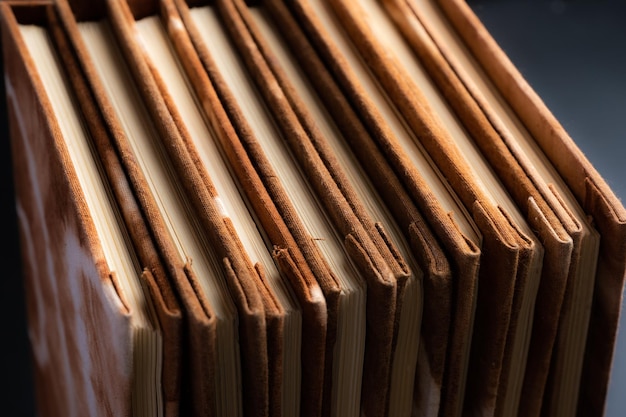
{"left": 2, "top": 0, "right": 625, "bottom": 416}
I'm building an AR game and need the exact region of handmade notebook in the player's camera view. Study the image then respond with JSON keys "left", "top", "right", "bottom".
{"left": 1, "top": 3, "right": 170, "bottom": 416}
{"left": 54, "top": 0, "right": 294, "bottom": 415}
{"left": 378, "top": 2, "right": 600, "bottom": 417}
{"left": 220, "top": 2, "right": 478, "bottom": 416}
{"left": 3, "top": 0, "right": 625, "bottom": 417}
{"left": 271, "top": 2, "right": 547, "bottom": 417}
{"left": 164, "top": 1, "right": 421, "bottom": 416}
{"left": 426, "top": 3, "right": 626, "bottom": 417}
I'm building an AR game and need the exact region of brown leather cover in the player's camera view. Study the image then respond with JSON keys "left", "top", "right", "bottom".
{"left": 2, "top": 3, "right": 133, "bottom": 415}
{"left": 8, "top": 0, "right": 624, "bottom": 416}
{"left": 266, "top": 1, "right": 483, "bottom": 416}
{"left": 379, "top": 3, "right": 585, "bottom": 416}
{"left": 170, "top": 1, "right": 339, "bottom": 415}
{"left": 221, "top": 1, "right": 425, "bottom": 416}
{"left": 41, "top": 7, "right": 185, "bottom": 415}
{"left": 433, "top": 1, "right": 626, "bottom": 416}
{"left": 175, "top": 1, "right": 406, "bottom": 415}
{"left": 66, "top": 0, "right": 282, "bottom": 413}
{"left": 285, "top": 1, "right": 543, "bottom": 417}
{"left": 235, "top": 3, "right": 473, "bottom": 416}
{"left": 53, "top": 1, "right": 226, "bottom": 415}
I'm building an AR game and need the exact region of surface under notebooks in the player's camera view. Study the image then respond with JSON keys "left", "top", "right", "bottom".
{"left": 55, "top": 0, "right": 281, "bottom": 416}
{"left": 167, "top": 1, "right": 423, "bottom": 416}
{"left": 379, "top": 2, "right": 600, "bottom": 417}
{"left": 283, "top": 1, "right": 547, "bottom": 417}
{"left": 429, "top": 1, "right": 626, "bottom": 417}
{"left": 247, "top": 2, "right": 482, "bottom": 417}
{"left": 1, "top": 4, "right": 165, "bottom": 416}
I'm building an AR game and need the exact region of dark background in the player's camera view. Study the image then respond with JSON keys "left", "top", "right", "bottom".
{"left": 0, "top": 0, "right": 624, "bottom": 415}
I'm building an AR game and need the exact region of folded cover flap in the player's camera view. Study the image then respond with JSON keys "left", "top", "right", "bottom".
{"left": 221, "top": 256, "right": 269, "bottom": 416}
{"left": 181, "top": 262, "right": 218, "bottom": 416}
{"left": 216, "top": 0, "right": 397, "bottom": 286}
{"left": 518, "top": 198, "right": 574, "bottom": 417}
{"left": 275, "top": 1, "right": 484, "bottom": 415}
{"left": 103, "top": 2, "right": 276, "bottom": 415}
{"left": 234, "top": 0, "right": 409, "bottom": 280}
{"left": 169, "top": 1, "right": 340, "bottom": 415}
{"left": 2, "top": 4, "right": 133, "bottom": 415}
{"left": 580, "top": 177, "right": 626, "bottom": 415}
{"left": 462, "top": 201, "right": 522, "bottom": 417}
{"left": 139, "top": 269, "right": 182, "bottom": 416}
{"left": 408, "top": 220, "right": 452, "bottom": 416}
{"left": 251, "top": 262, "right": 286, "bottom": 417}
{"left": 43, "top": 9, "right": 184, "bottom": 415}
{"left": 433, "top": 1, "right": 626, "bottom": 414}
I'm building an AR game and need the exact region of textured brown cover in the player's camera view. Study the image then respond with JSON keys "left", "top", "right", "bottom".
{"left": 116, "top": 2, "right": 292, "bottom": 416}
{"left": 42, "top": 7, "right": 185, "bottom": 415}
{"left": 379, "top": 2, "right": 585, "bottom": 416}
{"left": 236, "top": 2, "right": 474, "bottom": 417}
{"left": 267, "top": 1, "right": 483, "bottom": 416}
{"left": 2, "top": 3, "right": 133, "bottom": 415}
{"left": 221, "top": 1, "right": 422, "bottom": 416}
{"left": 432, "top": 1, "right": 626, "bottom": 416}
{"left": 169, "top": 1, "right": 338, "bottom": 415}
{"left": 286, "top": 1, "right": 544, "bottom": 416}
{"left": 174, "top": 1, "right": 410, "bottom": 415}
{"left": 161, "top": 2, "right": 336, "bottom": 416}
{"left": 10, "top": 0, "right": 624, "bottom": 415}
{"left": 53, "top": 0, "right": 237, "bottom": 415}
{"left": 62, "top": 0, "right": 288, "bottom": 414}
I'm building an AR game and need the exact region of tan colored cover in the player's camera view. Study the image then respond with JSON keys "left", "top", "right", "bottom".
{"left": 283, "top": 1, "right": 545, "bottom": 416}
{"left": 234, "top": 2, "right": 477, "bottom": 416}
{"left": 264, "top": 1, "right": 484, "bottom": 416}
{"left": 2, "top": 3, "right": 133, "bottom": 415}
{"left": 378, "top": 2, "right": 584, "bottom": 416}
{"left": 433, "top": 1, "right": 626, "bottom": 415}
{"left": 220, "top": 1, "right": 422, "bottom": 416}
{"left": 42, "top": 7, "right": 185, "bottom": 415}
{"left": 53, "top": 0, "right": 235, "bottom": 415}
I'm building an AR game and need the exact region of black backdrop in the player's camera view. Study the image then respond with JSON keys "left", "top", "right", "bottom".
{"left": 0, "top": 1, "right": 624, "bottom": 415}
